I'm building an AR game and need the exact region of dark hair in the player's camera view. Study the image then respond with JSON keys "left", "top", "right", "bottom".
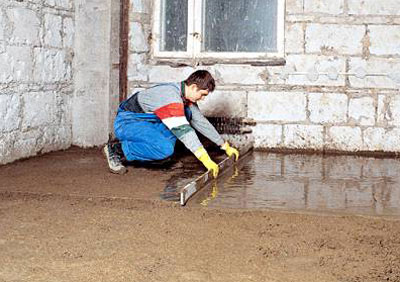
{"left": 184, "top": 70, "right": 215, "bottom": 92}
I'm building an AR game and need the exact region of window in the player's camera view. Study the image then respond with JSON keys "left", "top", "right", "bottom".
{"left": 153, "top": 0, "right": 285, "bottom": 61}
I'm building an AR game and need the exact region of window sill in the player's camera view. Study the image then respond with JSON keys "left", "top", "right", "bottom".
{"left": 151, "top": 57, "right": 286, "bottom": 68}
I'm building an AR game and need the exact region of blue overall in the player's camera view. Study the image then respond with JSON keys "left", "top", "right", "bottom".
{"left": 114, "top": 100, "right": 192, "bottom": 162}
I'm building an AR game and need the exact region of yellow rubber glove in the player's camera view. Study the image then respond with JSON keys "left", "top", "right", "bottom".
{"left": 221, "top": 142, "right": 240, "bottom": 161}
{"left": 195, "top": 147, "right": 219, "bottom": 178}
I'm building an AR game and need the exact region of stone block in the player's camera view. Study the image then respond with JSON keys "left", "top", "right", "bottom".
{"left": 13, "top": 129, "right": 42, "bottom": 160}
{"left": 0, "top": 10, "right": 5, "bottom": 41}
{"left": 363, "top": 127, "right": 400, "bottom": 152}
{"left": 45, "top": 0, "right": 70, "bottom": 9}
{"left": 252, "top": 124, "right": 282, "bottom": 148}
{"left": 34, "top": 49, "right": 71, "bottom": 82}
{"left": 308, "top": 93, "right": 348, "bottom": 124}
{"left": 349, "top": 57, "right": 400, "bottom": 89}
{"left": 388, "top": 95, "right": 400, "bottom": 127}
{"left": 327, "top": 126, "right": 363, "bottom": 151}
{"left": 348, "top": 0, "right": 400, "bottom": 15}
{"left": 286, "top": 0, "right": 304, "bottom": 14}
{"left": 7, "top": 8, "right": 40, "bottom": 45}
{"left": 285, "top": 23, "right": 304, "bottom": 54}
{"left": 213, "top": 65, "right": 266, "bottom": 85}
{"left": 369, "top": 25, "right": 400, "bottom": 56}
{"left": 198, "top": 90, "right": 247, "bottom": 118}
{"left": 283, "top": 124, "right": 324, "bottom": 149}
{"left": 129, "top": 22, "right": 148, "bottom": 52}
{"left": 0, "top": 94, "right": 20, "bottom": 132}
{"left": 148, "top": 65, "right": 194, "bottom": 83}
{"left": 248, "top": 91, "right": 307, "bottom": 122}
{"left": 127, "top": 53, "right": 148, "bottom": 81}
{"left": 304, "top": 0, "right": 344, "bottom": 14}
{"left": 44, "top": 13, "right": 62, "bottom": 48}
{"left": 131, "top": 0, "right": 148, "bottom": 13}
{"left": 286, "top": 55, "right": 346, "bottom": 86}
{"left": 38, "top": 125, "right": 72, "bottom": 153}
{"left": 377, "top": 95, "right": 388, "bottom": 124}
{"left": 0, "top": 52, "right": 12, "bottom": 83}
{"left": 22, "top": 92, "right": 56, "bottom": 129}
{"left": 63, "top": 17, "right": 74, "bottom": 48}
{"left": 348, "top": 97, "right": 375, "bottom": 126}
{"left": 1, "top": 46, "right": 33, "bottom": 83}
{"left": 305, "top": 24, "right": 364, "bottom": 55}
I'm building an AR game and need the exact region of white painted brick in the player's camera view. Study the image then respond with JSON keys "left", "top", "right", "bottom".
{"left": 198, "top": 90, "right": 247, "bottom": 118}
{"left": 0, "top": 132, "right": 18, "bottom": 164}
{"left": 286, "top": 55, "right": 346, "bottom": 86}
{"left": 286, "top": 0, "right": 304, "bottom": 14}
{"left": 131, "top": 0, "right": 148, "bottom": 13}
{"left": 7, "top": 8, "right": 40, "bottom": 45}
{"left": 304, "top": 0, "right": 344, "bottom": 14}
{"left": 45, "top": 0, "right": 70, "bottom": 9}
{"left": 364, "top": 128, "right": 400, "bottom": 152}
{"left": 348, "top": 97, "right": 375, "bottom": 126}
{"left": 0, "top": 95, "right": 20, "bottom": 132}
{"left": 377, "top": 95, "right": 388, "bottom": 124}
{"left": 369, "top": 25, "right": 400, "bottom": 56}
{"left": 348, "top": 58, "right": 400, "bottom": 89}
{"left": 0, "top": 10, "right": 4, "bottom": 41}
{"left": 214, "top": 65, "right": 266, "bottom": 85}
{"left": 328, "top": 126, "right": 363, "bottom": 151}
{"left": 13, "top": 129, "right": 42, "bottom": 159}
{"left": 148, "top": 65, "right": 194, "bottom": 83}
{"left": 0, "top": 52, "right": 12, "bottom": 83}
{"left": 308, "top": 93, "right": 348, "bottom": 124}
{"left": 248, "top": 91, "right": 307, "bottom": 122}
{"left": 127, "top": 53, "right": 148, "bottom": 81}
{"left": 253, "top": 124, "right": 282, "bottom": 148}
{"left": 38, "top": 125, "right": 72, "bottom": 153}
{"left": 348, "top": 0, "right": 400, "bottom": 16}
{"left": 305, "top": 24, "right": 364, "bottom": 55}
{"left": 129, "top": 22, "right": 148, "bottom": 52}
{"left": 34, "top": 49, "right": 71, "bottom": 82}
{"left": 285, "top": 23, "right": 304, "bottom": 53}
{"left": 388, "top": 95, "right": 400, "bottom": 127}
{"left": 63, "top": 17, "right": 74, "bottom": 48}
{"left": 22, "top": 92, "right": 56, "bottom": 129}
{"left": 283, "top": 124, "right": 324, "bottom": 149}
{"left": 0, "top": 46, "right": 33, "bottom": 83}
{"left": 44, "top": 13, "right": 62, "bottom": 48}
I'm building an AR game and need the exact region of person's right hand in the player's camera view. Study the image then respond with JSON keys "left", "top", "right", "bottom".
{"left": 201, "top": 156, "right": 219, "bottom": 178}
{"left": 195, "top": 147, "right": 219, "bottom": 178}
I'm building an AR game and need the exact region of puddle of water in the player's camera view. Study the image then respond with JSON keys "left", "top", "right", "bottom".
{"left": 187, "top": 152, "right": 400, "bottom": 217}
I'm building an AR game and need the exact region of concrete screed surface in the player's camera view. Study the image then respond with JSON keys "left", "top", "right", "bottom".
{"left": 1, "top": 147, "right": 400, "bottom": 282}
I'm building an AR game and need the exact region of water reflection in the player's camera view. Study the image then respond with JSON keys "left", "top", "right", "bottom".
{"left": 192, "top": 152, "right": 400, "bottom": 217}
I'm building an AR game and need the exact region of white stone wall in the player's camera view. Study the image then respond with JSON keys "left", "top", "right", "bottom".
{"left": 128, "top": 0, "right": 400, "bottom": 154}
{"left": 0, "top": 0, "right": 74, "bottom": 164}
{"left": 1, "top": 0, "right": 120, "bottom": 164}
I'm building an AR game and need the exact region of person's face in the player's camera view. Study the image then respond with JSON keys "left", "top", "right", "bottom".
{"left": 186, "top": 84, "right": 210, "bottom": 103}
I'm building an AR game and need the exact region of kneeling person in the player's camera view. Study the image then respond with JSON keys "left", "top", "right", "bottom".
{"left": 104, "top": 70, "right": 239, "bottom": 176}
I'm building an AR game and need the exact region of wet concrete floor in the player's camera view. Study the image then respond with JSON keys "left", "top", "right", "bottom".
{"left": 164, "top": 151, "right": 400, "bottom": 217}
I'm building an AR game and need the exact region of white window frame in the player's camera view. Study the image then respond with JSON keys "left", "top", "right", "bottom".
{"left": 152, "top": 0, "right": 285, "bottom": 60}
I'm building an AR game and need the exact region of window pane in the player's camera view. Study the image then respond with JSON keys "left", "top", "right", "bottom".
{"left": 160, "top": 0, "right": 188, "bottom": 52}
{"left": 203, "top": 0, "right": 277, "bottom": 52}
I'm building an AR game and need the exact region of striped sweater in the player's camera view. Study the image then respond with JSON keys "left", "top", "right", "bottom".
{"left": 125, "top": 82, "right": 224, "bottom": 154}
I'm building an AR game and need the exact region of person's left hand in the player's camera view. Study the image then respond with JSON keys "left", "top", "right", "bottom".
{"left": 222, "top": 142, "right": 239, "bottom": 161}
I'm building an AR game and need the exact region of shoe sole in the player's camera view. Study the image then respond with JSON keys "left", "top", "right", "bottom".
{"left": 102, "top": 145, "right": 127, "bottom": 175}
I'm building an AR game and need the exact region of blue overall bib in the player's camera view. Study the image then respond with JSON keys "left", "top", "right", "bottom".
{"left": 114, "top": 100, "right": 192, "bottom": 162}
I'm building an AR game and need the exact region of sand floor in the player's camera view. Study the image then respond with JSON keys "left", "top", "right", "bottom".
{"left": 1, "top": 147, "right": 399, "bottom": 282}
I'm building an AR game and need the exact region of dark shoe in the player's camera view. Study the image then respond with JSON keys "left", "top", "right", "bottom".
{"left": 103, "top": 143, "right": 127, "bottom": 174}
